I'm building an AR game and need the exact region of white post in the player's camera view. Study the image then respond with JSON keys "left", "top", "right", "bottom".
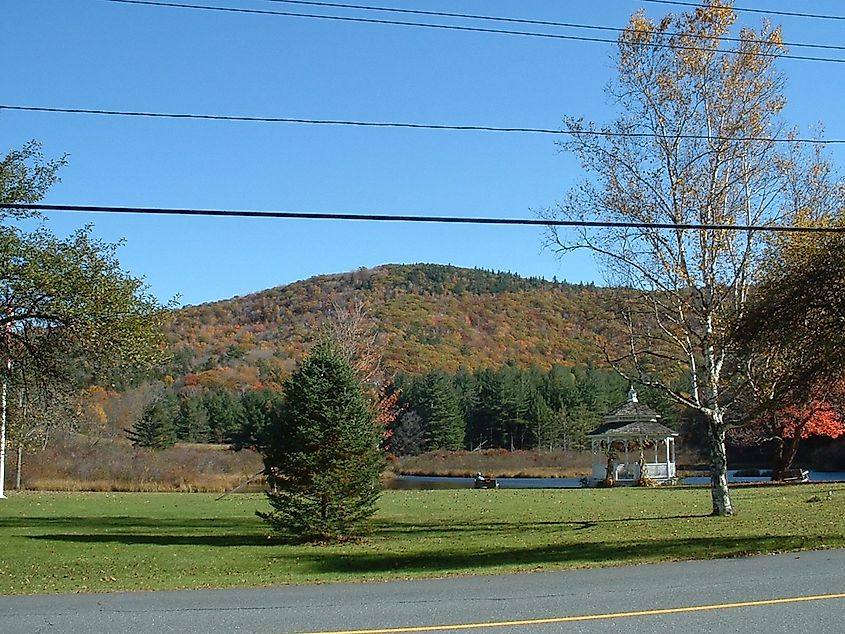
{"left": 0, "top": 373, "right": 7, "bottom": 499}
{"left": 666, "top": 438, "right": 670, "bottom": 477}
{"left": 16, "top": 443, "right": 22, "bottom": 490}
{"left": 1, "top": 320, "right": 10, "bottom": 499}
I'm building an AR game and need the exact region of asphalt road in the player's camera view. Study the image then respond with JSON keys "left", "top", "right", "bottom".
{"left": 2, "top": 549, "right": 844, "bottom": 634}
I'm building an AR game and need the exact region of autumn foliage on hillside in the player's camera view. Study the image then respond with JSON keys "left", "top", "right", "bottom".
{"left": 164, "top": 264, "right": 614, "bottom": 384}
{"left": 97, "top": 265, "right": 631, "bottom": 447}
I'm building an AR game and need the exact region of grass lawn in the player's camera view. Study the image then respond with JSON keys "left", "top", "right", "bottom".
{"left": 1, "top": 484, "right": 844, "bottom": 595}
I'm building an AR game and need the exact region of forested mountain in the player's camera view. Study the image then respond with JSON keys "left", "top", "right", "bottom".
{"left": 165, "top": 263, "right": 618, "bottom": 386}
{"left": 99, "top": 264, "right": 679, "bottom": 452}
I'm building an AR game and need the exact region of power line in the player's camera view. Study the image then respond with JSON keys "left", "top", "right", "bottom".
{"left": 641, "top": 0, "right": 845, "bottom": 22}
{"left": 3, "top": 104, "right": 842, "bottom": 145}
{"left": 0, "top": 104, "right": 567, "bottom": 134}
{"left": 100, "top": 0, "right": 845, "bottom": 63}
{"left": 260, "top": 0, "right": 845, "bottom": 54}
{"left": 6, "top": 203, "right": 845, "bottom": 234}
{"left": 99, "top": 0, "right": 640, "bottom": 50}
{"left": 269, "top": 0, "right": 628, "bottom": 31}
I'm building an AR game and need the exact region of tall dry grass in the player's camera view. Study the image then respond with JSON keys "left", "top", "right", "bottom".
{"left": 395, "top": 447, "right": 707, "bottom": 478}
{"left": 396, "top": 449, "right": 593, "bottom": 478}
{"left": 17, "top": 435, "right": 710, "bottom": 491}
{"left": 18, "top": 432, "right": 263, "bottom": 492}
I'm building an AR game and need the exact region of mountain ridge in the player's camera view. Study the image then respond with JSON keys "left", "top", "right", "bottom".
{"left": 164, "top": 263, "right": 617, "bottom": 386}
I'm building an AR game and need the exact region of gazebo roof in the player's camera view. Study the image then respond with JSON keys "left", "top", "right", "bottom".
{"left": 604, "top": 399, "right": 661, "bottom": 421}
{"left": 587, "top": 419, "right": 678, "bottom": 438}
{"left": 587, "top": 386, "right": 678, "bottom": 439}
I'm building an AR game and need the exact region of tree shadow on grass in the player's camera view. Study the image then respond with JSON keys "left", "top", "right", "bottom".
{"left": 20, "top": 513, "right": 712, "bottom": 549}
{"left": 29, "top": 532, "right": 271, "bottom": 547}
{"left": 18, "top": 516, "right": 269, "bottom": 547}
{"left": 370, "top": 513, "right": 709, "bottom": 536}
{"left": 0, "top": 516, "right": 258, "bottom": 530}
{"left": 301, "top": 535, "right": 811, "bottom": 575}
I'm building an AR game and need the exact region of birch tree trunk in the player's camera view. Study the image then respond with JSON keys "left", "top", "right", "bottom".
{"left": 708, "top": 423, "right": 732, "bottom": 515}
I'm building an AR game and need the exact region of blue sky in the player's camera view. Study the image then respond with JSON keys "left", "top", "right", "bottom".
{"left": 4, "top": 0, "right": 845, "bottom": 306}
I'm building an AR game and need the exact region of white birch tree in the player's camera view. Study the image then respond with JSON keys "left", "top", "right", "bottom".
{"left": 544, "top": 1, "right": 788, "bottom": 515}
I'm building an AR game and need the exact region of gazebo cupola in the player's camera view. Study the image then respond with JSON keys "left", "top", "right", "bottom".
{"left": 586, "top": 387, "right": 678, "bottom": 484}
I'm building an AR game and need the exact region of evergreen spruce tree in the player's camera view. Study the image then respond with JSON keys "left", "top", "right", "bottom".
{"left": 175, "top": 394, "right": 210, "bottom": 443}
{"left": 527, "top": 390, "right": 555, "bottom": 451}
{"left": 232, "top": 388, "right": 283, "bottom": 451}
{"left": 257, "top": 341, "right": 384, "bottom": 541}
{"left": 125, "top": 396, "right": 177, "bottom": 449}
{"left": 203, "top": 388, "right": 245, "bottom": 443}
{"left": 414, "top": 371, "right": 465, "bottom": 451}
{"left": 467, "top": 369, "right": 506, "bottom": 449}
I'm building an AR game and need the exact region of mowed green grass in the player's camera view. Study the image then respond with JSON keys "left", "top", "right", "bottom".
{"left": 1, "top": 485, "right": 844, "bottom": 595}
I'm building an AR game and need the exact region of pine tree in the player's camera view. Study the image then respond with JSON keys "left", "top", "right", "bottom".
{"left": 413, "top": 371, "right": 465, "bottom": 451}
{"left": 231, "top": 388, "right": 283, "bottom": 451}
{"left": 203, "top": 388, "right": 245, "bottom": 443}
{"left": 175, "top": 394, "right": 210, "bottom": 443}
{"left": 257, "top": 341, "right": 384, "bottom": 541}
{"left": 467, "top": 369, "right": 507, "bottom": 449}
{"left": 125, "top": 396, "right": 177, "bottom": 449}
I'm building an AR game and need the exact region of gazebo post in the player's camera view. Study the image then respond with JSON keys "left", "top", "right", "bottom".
{"left": 637, "top": 439, "right": 645, "bottom": 482}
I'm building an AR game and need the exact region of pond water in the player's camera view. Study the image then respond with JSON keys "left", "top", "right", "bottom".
{"left": 389, "top": 475, "right": 584, "bottom": 490}
{"left": 388, "top": 470, "right": 845, "bottom": 490}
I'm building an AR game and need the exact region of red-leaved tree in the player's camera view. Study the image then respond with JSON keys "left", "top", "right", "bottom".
{"left": 772, "top": 400, "right": 845, "bottom": 479}
{"left": 741, "top": 388, "right": 845, "bottom": 480}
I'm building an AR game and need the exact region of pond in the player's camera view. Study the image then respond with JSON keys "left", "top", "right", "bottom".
{"left": 388, "top": 470, "right": 845, "bottom": 490}
{"left": 389, "top": 475, "right": 583, "bottom": 490}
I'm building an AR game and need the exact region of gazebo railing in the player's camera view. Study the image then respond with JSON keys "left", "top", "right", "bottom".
{"left": 591, "top": 461, "right": 675, "bottom": 482}
{"left": 644, "top": 462, "right": 674, "bottom": 479}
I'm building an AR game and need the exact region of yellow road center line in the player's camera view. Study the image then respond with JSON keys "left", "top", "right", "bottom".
{"left": 297, "top": 592, "right": 845, "bottom": 634}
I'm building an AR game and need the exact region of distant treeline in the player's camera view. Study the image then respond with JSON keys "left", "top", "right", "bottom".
{"left": 127, "top": 362, "right": 681, "bottom": 455}
{"left": 392, "top": 364, "right": 679, "bottom": 454}
{"left": 357, "top": 263, "right": 569, "bottom": 296}
{"left": 125, "top": 387, "right": 283, "bottom": 450}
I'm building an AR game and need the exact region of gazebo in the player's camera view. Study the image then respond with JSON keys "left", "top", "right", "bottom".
{"left": 586, "top": 387, "right": 678, "bottom": 485}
